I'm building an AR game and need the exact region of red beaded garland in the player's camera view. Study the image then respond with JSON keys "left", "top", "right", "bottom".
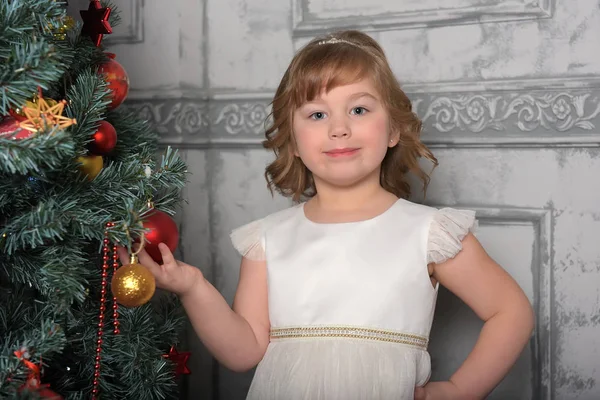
{"left": 92, "top": 222, "right": 120, "bottom": 400}
{"left": 112, "top": 243, "right": 120, "bottom": 334}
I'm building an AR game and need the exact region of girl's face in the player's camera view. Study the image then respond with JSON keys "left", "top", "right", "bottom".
{"left": 292, "top": 79, "right": 397, "bottom": 190}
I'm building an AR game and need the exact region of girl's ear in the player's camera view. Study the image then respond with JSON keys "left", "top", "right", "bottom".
{"left": 388, "top": 133, "right": 400, "bottom": 148}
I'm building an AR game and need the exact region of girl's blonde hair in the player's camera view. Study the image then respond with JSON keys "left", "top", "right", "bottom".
{"left": 263, "top": 30, "right": 437, "bottom": 202}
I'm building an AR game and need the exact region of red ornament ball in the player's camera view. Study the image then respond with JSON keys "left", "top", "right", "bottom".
{"left": 0, "top": 117, "right": 34, "bottom": 140}
{"left": 89, "top": 120, "right": 117, "bottom": 155}
{"left": 142, "top": 210, "right": 179, "bottom": 264}
{"left": 98, "top": 53, "right": 129, "bottom": 110}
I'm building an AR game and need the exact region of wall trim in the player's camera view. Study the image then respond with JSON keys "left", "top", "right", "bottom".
{"left": 125, "top": 86, "right": 600, "bottom": 149}
{"left": 402, "top": 75, "right": 600, "bottom": 94}
{"left": 292, "top": 0, "right": 554, "bottom": 36}
{"left": 125, "top": 76, "right": 600, "bottom": 100}
{"left": 158, "top": 136, "right": 600, "bottom": 150}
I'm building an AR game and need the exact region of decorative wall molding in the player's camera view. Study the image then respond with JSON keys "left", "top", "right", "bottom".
{"left": 292, "top": 0, "right": 553, "bottom": 36}
{"left": 125, "top": 87, "right": 600, "bottom": 149}
{"left": 214, "top": 102, "right": 271, "bottom": 136}
{"left": 414, "top": 91, "right": 600, "bottom": 133}
{"left": 427, "top": 205, "right": 552, "bottom": 399}
{"left": 127, "top": 99, "right": 210, "bottom": 136}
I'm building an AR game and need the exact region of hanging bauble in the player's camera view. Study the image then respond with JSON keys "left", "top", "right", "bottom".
{"left": 89, "top": 120, "right": 117, "bottom": 155}
{"left": 77, "top": 155, "right": 103, "bottom": 181}
{"left": 0, "top": 117, "right": 34, "bottom": 140}
{"left": 9, "top": 104, "right": 32, "bottom": 122}
{"left": 50, "top": 15, "right": 76, "bottom": 41}
{"left": 141, "top": 209, "right": 179, "bottom": 264}
{"left": 111, "top": 255, "right": 156, "bottom": 307}
{"left": 98, "top": 53, "right": 129, "bottom": 110}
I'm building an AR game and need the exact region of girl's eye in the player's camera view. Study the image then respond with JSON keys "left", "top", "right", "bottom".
{"left": 310, "top": 112, "right": 326, "bottom": 120}
{"left": 351, "top": 107, "right": 368, "bottom": 115}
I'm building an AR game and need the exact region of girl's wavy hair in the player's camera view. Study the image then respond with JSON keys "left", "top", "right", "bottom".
{"left": 263, "top": 30, "right": 438, "bottom": 202}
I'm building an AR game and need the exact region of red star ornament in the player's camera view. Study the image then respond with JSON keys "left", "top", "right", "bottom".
{"left": 163, "top": 346, "right": 191, "bottom": 376}
{"left": 37, "top": 386, "right": 62, "bottom": 400}
{"left": 80, "top": 0, "right": 112, "bottom": 47}
{"left": 23, "top": 383, "right": 62, "bottom": 400}
{"left": 13, "top": 350, "right": 63, "bottom": 399}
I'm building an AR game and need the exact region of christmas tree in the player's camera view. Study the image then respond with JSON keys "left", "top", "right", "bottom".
{"left": 0, "top": 1, "right": 190, "bottom": 398}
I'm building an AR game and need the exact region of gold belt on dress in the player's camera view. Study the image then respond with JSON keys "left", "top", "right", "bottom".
{"left": 270, "top": 326, "right": 428, "bottom": 350}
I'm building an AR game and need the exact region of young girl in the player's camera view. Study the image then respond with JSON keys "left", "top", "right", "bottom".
{"left": 121, "top": 30, "right": 534, "bottom": 399}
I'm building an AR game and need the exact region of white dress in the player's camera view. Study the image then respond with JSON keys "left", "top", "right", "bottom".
{"left": 230, "top": 198, "right": 477, "bottom": 400}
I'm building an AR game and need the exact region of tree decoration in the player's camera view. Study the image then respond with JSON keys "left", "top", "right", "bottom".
{"left": 89, "top": 120, "right": 117, "bottom": 155}
{"left": 111, "top": 235, "right": 156, "bottom": 308}
{"left": 50, "top": 15, "right": 76, "bottom": 40}
{"left": 91, "top": 222, "right": 121, "bottom": 399}
{"left": 98, "top": 53, "right": 130, "bottom": 110}
{"left": 0, "top": 117, "right": 34, "bottom": 140}
{"left": 141, "top": 207, "right": 179, "bottom": 265}
{"left": 15, "top": 89, "right": 77, "bottom": 133}
{"left": 13, "top": 349, "right": 62, "bottom": 399}
{"left": 76, "top": 155, "right": 103, "bottom": 181}
{"left": 80, "top": 0, "right": 112, "bottom": 47}
{"left": 163, "top": 346, "right": 191, "bottom": 376}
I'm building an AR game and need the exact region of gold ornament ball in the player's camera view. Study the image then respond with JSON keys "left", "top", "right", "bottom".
{"left": 111, "top": 262, "right": 156, "bottom": 307}
{"left": 31, "top": 96, "right": 58, "bottom": 107}
{"left": 62, "top": 16, "right": 76, "bottom": 30}
{"left": 77, "top": 155, "right": 103, "bottom": 180}
{"left": 49, "top": 16, "right": 75, "bottom": 40}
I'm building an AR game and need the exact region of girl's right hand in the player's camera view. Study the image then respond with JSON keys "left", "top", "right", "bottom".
{"left": 116, "top": 243, "right": 204, "bottom": 297}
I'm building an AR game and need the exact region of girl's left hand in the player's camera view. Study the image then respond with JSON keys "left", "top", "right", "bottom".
{"left": 414, "top": 381, "right": 464, "bottom": 400}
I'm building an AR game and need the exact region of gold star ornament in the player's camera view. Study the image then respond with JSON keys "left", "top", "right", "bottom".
{"left": 18, "top": 90, "right": 77, "bottom": 133}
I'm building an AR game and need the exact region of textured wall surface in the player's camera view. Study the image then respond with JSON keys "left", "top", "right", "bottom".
{"left": 69, "top": 0, "right": 600, "bottom": 398}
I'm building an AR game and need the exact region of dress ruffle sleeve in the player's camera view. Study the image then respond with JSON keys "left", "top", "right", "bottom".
{"left": 230, "top": 218, "right": 265, "bottom": 261}
{"left": 427, "top": 208, "right": 478, "bottom": 265}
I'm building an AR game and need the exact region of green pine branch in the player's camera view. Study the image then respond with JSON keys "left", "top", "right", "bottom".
{"left": 95, "top": 298, "right": 184, "bottom": 399}
{"left": 0, "top": 148, "right": 187, "bottom": 256}
{"left": 0, "top": 128, "right": 75, "bottom": 175}
{"left": 0, "top": 0, "right": 66, "bottom": 43}
{"left": 65, "top": 69, "right": 112, "bottom": 153}
{"left": 0, "top": 0, "right": 73, "bottom": 115}
{"left": 108, "top": 107, "right": 160, "bottom": 160}
{"left": 2, "top": 240, "right": 90, "bottom": 307}
{"left": 102, "top": 1, "right": 122, "bottom": 29}
{"left": 0, "top": 196, "right": 106, "bottom": 255}
{"left": 0, "top": 288, "right": 67, "bottom": 398}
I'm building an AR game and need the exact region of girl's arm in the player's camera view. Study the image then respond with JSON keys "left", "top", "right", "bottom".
{"left": 180, "top": 255, "right": 270, "bottom": 372}
{"left": 431, "top": 233, "right": 535, "bottom": 399}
